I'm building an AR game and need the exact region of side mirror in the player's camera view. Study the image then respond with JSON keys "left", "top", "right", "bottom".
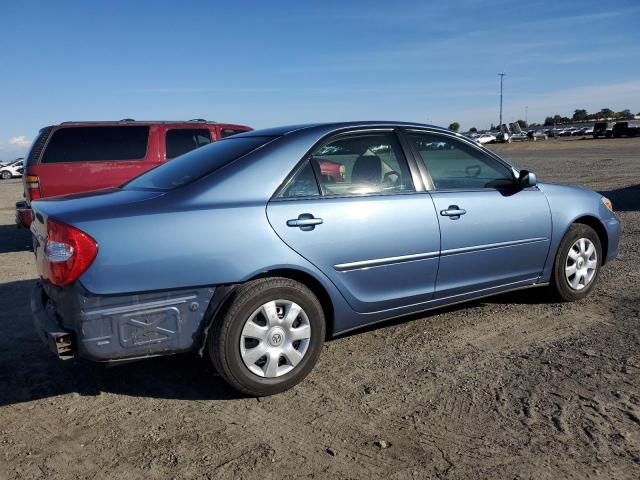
{"left": 518, "top": 170, "right": 537, "bottom": 187}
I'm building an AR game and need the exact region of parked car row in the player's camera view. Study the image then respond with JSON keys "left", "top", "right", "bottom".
{"left": 545, "top": 126, "right": 594, "bottom": 137}
{"left": 22, "top": 118, "right": 620, "bottom": 396}
{"left": 467, "top": 130, "right": 549, "bottom": 144}
{"left": 545, "top": 121, "right": 639, "bottom": 139}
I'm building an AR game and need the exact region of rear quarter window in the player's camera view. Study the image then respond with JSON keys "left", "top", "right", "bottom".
{"left": 41, "top": 126, "right": 149, "bottom": 163}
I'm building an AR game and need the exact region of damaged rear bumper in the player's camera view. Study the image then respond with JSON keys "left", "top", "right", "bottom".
{"left": 31, "top": 281, "right": 215, "bottom": 362}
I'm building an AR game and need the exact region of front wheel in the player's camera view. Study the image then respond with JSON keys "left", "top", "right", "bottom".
{"left": 1, "top": 171, "right": 11, "bottom": 180}
{"left": 550, "top": 224, "right": 602, "bottom": 302}
{"left": 207, "top": 277, "right": 325, "bottom": 396}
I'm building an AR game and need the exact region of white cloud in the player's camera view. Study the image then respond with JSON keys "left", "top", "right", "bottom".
{"left": 8, "top": 136, "right": 30, "bottom": 147}
{"left": 0, "top": 135, "right": 31, "bottom": 161}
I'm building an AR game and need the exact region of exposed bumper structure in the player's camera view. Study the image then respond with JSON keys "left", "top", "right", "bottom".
{"left": 15, "top": 200, "right": 32, "bottom": 228}
{"left": 31, "top": 281, "right": 215, "bottom": 362}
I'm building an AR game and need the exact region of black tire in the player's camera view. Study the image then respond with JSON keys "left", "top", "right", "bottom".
{"left": 207, "top": 277, "right": 325, "bottom": 396}
{"left": 1, "top": 171, "right": 10, "bottom": 180}
{"left": 550, "top": 224, "right": 602, "bottom": 302}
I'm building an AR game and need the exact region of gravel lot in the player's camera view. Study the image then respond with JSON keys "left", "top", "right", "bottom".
{"left": 1, "top": 137, "right": 639, "bottom": 479}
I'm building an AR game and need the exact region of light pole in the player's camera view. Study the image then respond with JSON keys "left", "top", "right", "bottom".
{"left": 498, "top": 72, "right": 506, "bottom": 130}
{"left": 525, "top": 105, "right": 528, "bottom": 125}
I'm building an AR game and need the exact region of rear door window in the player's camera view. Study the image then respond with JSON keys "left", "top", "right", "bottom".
{"left": 166, "top": 128, "right": 212, "bottom": 159}
{"left": 306, "top": 132, "right": 414, "bottom": 196}
{"left": 41, "top": 126, "right": 149, "bottom": 163}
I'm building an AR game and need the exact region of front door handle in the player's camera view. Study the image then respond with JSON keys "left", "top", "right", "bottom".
{"left": 440, "top": 205, "right": 466, "bottom": 219}
{"left": 287, "top": 213, "right": 323, "bottom": 231}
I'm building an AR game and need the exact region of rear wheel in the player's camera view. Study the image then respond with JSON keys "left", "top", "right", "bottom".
{"left": 207, "top": 277, "right": 325, "bottom": 396}
{"left": 550, "top": 224, "right": 602, "bottom": 301}
{"left": 1, "top": 171, "right": 10, "bottom": 180}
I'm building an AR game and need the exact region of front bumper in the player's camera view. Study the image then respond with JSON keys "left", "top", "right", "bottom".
{"left": 603, "top": 215, "right": 621, "bottom": 264}
{"left": 31, "top": 281, "right": 215, "bottom": 362}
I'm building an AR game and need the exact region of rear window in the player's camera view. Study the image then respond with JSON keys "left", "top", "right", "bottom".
{"left": 166, "top": 128, "right": 211, "bottom": 159}
{"left": 25, "top": 126, "right": 53, "bottom": 168}
{"left": 124, "top": 136, "right": 273, "bottom": 191}
{"left": 41, "top": 126, "right": 149, "bottom": 163}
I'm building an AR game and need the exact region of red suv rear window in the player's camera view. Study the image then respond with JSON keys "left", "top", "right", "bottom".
{"left": 41, "top": 126, "right": 149, "bottom": 163}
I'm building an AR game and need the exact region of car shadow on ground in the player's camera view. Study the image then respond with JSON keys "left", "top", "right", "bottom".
{"left": 0, "top": 224, "right": 32, "bottom": 254}
{"left": 0, "top": 278, "right": 242, "bottom": 407}
{"left": 599, "top": 184, "right": 640, "bottom": 212}
{"left": 1, "top": 275, "right": 556, "bottom": 407}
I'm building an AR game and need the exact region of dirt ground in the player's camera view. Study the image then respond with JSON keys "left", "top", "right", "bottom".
{"left": 1, "top": 137, "right": 639, "bottom": 480}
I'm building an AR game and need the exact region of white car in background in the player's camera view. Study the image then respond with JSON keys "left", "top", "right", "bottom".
{"left": 0, "top": 160, "right": 23, "bottom": 179}
{"left": 476, "top": 133, "right": 497, "bottom": 144}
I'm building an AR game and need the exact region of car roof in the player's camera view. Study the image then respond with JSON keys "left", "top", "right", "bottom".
{"left": 235, "top": 121, "right": 458, "bottom": 139}
{"left": 47, "top": 120, "right": 251, "bottom": 129}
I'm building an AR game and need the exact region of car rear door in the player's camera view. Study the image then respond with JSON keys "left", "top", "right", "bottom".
{"left": 29, "top": 125, "right": 161, "bottom": 198}
{"left": 403, "top": 129, "right": 552, "bottom": 298}
{"left": 267, "top": 129, "right": 441, "bottom": 314}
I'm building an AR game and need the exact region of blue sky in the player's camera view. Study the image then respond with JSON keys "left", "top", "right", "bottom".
{"left": 1, "top": 0, "right": 639, "bottom": 159}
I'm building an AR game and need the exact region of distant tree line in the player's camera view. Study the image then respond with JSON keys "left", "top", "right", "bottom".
{"left": 538, "top": 108, "right": 637, "bottom": 127}
{"left": 453, "top": 107, "right": 639, "bottom": 132}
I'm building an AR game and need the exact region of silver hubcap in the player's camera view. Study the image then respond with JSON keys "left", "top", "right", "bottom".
{"left": 565, "top": 238, "right": 598, "bottom": 290}
{"left": 240, "top": 300, "right": 311, "bottom": 378}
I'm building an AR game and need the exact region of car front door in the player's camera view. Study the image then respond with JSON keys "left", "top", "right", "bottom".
{"left": 403, "top": 129, "right": 552, "bottom": 299}
{"left": 267, "top": 130, "right": 441, "bottom": 313}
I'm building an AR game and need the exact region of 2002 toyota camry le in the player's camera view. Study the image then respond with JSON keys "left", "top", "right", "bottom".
{"left": 30, "top": 122, "right": 620, "bottom": 396}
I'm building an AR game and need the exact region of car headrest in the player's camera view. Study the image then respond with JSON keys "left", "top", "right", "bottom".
{"left": 351, "top": 154, "right": 382, "bottom": 185}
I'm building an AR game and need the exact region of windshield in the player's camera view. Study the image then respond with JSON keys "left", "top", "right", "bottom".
{"left": 124, "top": 136, "right": 274, "bottom": 191}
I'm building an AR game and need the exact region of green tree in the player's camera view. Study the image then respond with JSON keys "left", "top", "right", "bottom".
{"left": 469, "top": 127, "right": 477, "bottom": 133}
{"left": 516, "top": 119, "right": 528, "bottom": 129}
{"left": 553, "top": 114, "right": 563, "bottom": 125}
{"left": 572, "top": 109, "right": 588, "bottom": 122}
{"left": 598, "top": 108, "right": 614, "bottom": 120}
{"left": 616, "top": 109, "right": 633, "bottom": 120}
{"left": 544, "top": 116, "right": 554, "bottom": 126}
{"left": 448, "top": 122, "right": 460, "bottom": 132}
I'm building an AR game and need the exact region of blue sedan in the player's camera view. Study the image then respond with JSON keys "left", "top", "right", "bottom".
{"left": 30, "top": 122, "right": 620, "bottom": 395}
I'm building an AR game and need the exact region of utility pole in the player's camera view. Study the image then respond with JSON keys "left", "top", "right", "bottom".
{"left": 525, "top": 105, "right": 528, "bottom": 124}
{"left": 498, "top": 72, "right": 506, "bottom": 130}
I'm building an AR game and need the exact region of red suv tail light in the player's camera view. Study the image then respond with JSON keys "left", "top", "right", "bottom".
{"left": 25, "top": 174, "right": 42, "bottom": 201}
{"left": 43, "top": 219, "right": 98, "bottom": 286}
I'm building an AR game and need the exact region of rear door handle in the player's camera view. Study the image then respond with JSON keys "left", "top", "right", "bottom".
{"left": 287, "top": 214, "right": 323, "bottom": 231}
{"left": 440, "top": 205, "right": 466, "bottom": 219}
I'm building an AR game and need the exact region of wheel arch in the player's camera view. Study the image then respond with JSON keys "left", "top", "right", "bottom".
{"left": 572, "top": 215, "right": 609, "bottom": 263}
{"left": 247, "top": 268, "right": 335, "bottom": 339}
{"left": 197, "top": 267, "right": 336, "bottom": 357}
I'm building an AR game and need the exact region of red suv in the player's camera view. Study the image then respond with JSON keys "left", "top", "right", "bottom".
{"left": 16, "top": 119, "right": 252, "bottom": 227}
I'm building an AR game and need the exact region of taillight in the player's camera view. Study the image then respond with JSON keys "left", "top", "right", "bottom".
{"left": 25, "top": 175, "right": 41, "bottom": 200}
{"left": 43, "top": 219, "right": 98, "bottom": 286}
